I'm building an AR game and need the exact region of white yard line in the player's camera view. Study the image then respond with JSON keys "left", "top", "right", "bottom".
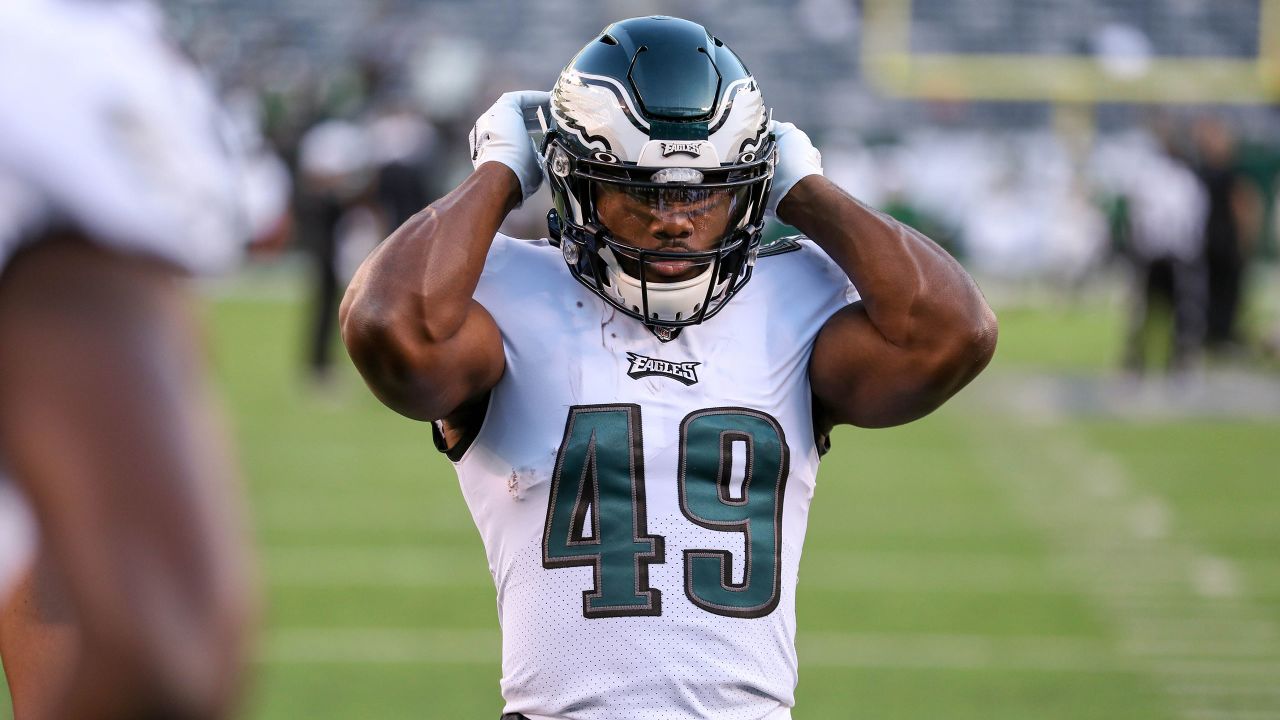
{"left": 969, "top": 391, "right": 1280, "bottom": 719}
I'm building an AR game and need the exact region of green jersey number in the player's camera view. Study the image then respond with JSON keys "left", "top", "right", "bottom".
{"left": 541, "top": 404, "right": 663, "bottom": 618}
{"left": 542, "top": 404, "right": 788, "bottom": 619}
{"left": 678, "top": 408, "right": 789, "bottom": 618}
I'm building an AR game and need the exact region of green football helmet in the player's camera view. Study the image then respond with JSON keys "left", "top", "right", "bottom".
{"left": 539, "top": 16, "right": 775, "bottom": 330}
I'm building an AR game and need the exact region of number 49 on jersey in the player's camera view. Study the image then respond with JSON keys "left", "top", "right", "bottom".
{"left": 542, "top": 404, "right": 789, "bottom": 620}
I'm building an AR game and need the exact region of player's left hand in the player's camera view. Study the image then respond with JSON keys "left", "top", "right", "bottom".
{"left": 766, "top": 120, "right": 823, "bottom": 214}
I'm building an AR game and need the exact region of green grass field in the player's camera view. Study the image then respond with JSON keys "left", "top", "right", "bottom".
{"left": 3, "top": 271, "right": 1278, "bottom": 719}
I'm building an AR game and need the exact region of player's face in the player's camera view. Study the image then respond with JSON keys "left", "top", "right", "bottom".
{"left": 594, "top": 183, "right": 743, "bottom": 283}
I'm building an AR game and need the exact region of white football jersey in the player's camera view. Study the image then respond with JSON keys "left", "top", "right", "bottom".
{"left": 0, "top": 0, "right": 243, "bottom": 602}
{"left": 449, "top": 233, "right": 855, "bottom": 720}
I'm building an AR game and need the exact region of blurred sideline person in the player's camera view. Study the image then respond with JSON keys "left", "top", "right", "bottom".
{"left": 1269, "top": 177, "right": 1280, "bottom": 361}
{"left": 296, "top": 119, "right": 375, "bottom": 388}
{"left": 342, "top": 16, "right": 996, "bottom": 719}
{"left": 1121, "top": 147, "right": 1208, "bottom": 375}
{"left": 295, "top": 104, "right": 441, "bottom": 390}
{"left": 0, "top": 1, "right": 255, "bottom": 718}
{"left": 1192, "top": 117, "right": 1264, "bottom": 355}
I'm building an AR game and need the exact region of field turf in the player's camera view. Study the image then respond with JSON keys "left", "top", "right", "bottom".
{"left": 2, "top": 270, "right": 1277, "bottom": 719}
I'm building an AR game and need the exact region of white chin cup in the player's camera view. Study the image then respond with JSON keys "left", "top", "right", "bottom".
{"left": 599, "top": 247, "right": 729, "bottom": 323}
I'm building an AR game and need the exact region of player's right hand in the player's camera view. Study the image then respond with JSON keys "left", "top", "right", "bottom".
{"left": 469, "top": 90, "right": 551, "bottom": 202}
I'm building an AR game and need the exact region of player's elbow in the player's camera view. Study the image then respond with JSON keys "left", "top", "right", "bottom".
{"left": 925, "top": 301, "right": 998, "bottom": 402}
{"left": 342, "top": 293, "right": 397, "bottom": 370}
{"left": 340, "top": 280, "right": 400, "bottom": 360}
{"left": 341, "top": 277, "right": 462, "bottom": 366}
{"left": 963, "top": 302, "right": 999, "bottom": 375}
{"left": 340, "top": 294, "right": 467, "bottom": 422}
{"left": 342, "top": 291, "right": 421, "bottom": 386}
{"left": 931, "top": 300, "right": 998, "bottom": 384}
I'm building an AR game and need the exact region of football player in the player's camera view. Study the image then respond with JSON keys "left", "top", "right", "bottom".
{"left": 342, "top": 16, "right": 996, "bottom": 719}
{"left": 0, "top": 0, "right": 254, "bottom": 717}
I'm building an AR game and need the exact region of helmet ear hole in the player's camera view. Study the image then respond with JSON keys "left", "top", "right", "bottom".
{"left": 547, "top": 209, "right": 563, "bottom": 244}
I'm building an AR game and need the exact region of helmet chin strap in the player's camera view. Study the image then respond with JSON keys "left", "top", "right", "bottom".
{"left": 598, "top": 247, "right": 729, "bottom": 326}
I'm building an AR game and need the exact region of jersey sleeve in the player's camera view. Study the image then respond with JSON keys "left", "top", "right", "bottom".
{"left": 756, "top": 235, "right": 857, "bottom": 456}
{"left": 473, "top": 233, "right": 563, "bottom": 320}
{"left": 0, "top": 0, "right": 245, "bottom": 276}
{"left": 760, "top": 233, "right": 858, "bottom": 325}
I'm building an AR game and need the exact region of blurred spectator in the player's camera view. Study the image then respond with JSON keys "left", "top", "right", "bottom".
{"left": 1192, "top": 117, "right": 1265, "bottom": 356}
{"left": 294, "top": 100, "right": 453, "bottom": 387}
{"left": 369, "top": 104, "right": 439, "bottom": 229}
{"left": 296, "top": 118, "right": 375, "bottom": 387}
{"left": 1119, "top": 137, "right": 1208, "bottom": 375}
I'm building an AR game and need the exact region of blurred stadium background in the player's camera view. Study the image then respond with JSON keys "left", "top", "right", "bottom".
{"left": 6, "top": 0, "right": 1280, "bottom": 717}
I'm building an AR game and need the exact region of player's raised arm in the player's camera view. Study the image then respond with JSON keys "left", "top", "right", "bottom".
{"left": 770, "top": 123, "right": 998, "bottom": 428}
{"left": 340, "top": 92, "right": 548, "bottom": 422}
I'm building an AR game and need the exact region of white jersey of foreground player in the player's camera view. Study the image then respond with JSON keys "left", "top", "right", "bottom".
{"left": 448, "top": 233, "right": 856, "bottom": 720}
{"left": 0, "top": 0, "right": 243, "bottom": 602}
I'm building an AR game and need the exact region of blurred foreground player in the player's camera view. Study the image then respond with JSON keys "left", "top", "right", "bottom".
{"left": 343, "top": 16, "right": 996, "bottom": 719}
{"left": 0, "top": 1, "right": 254, "bottom": 717}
